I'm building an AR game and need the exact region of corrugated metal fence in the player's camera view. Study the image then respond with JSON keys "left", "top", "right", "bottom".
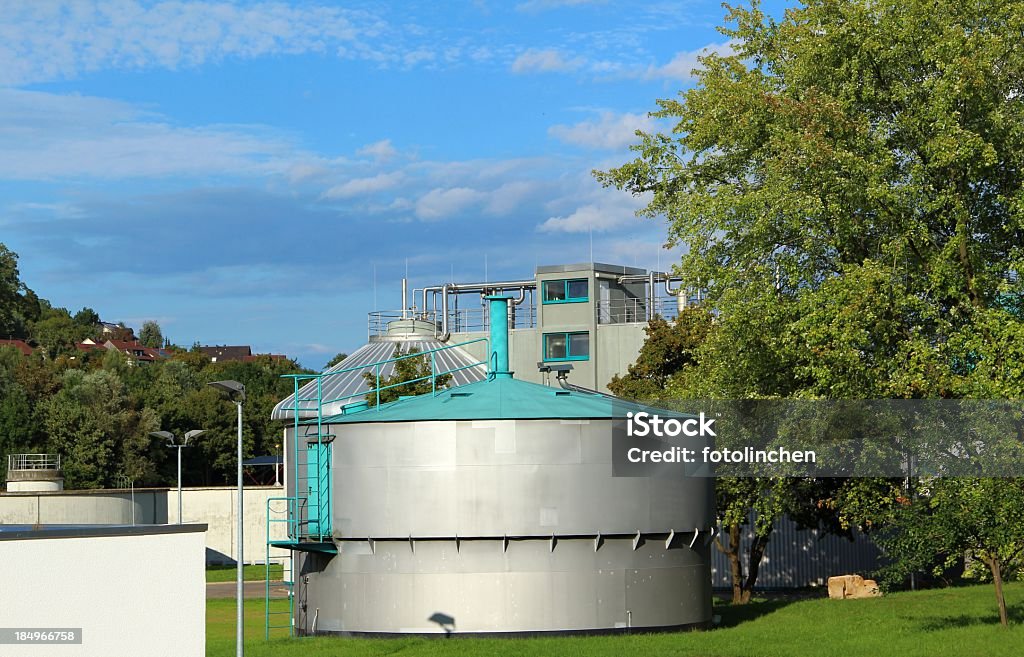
{"left": 711, "top": 514, "right": 883, "bottom": 589}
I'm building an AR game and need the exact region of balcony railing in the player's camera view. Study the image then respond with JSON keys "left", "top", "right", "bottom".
{"left": 595, "top": 295, "right": 688, "bottom": 324}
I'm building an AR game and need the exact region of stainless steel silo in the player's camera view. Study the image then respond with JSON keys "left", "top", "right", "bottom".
{"left": 282, "top": 296, "right": 714, "bottom": 636}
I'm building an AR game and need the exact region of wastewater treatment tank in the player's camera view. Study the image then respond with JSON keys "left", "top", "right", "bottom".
{"left": 280, "top": 296, "right": 714, "bottom": 636}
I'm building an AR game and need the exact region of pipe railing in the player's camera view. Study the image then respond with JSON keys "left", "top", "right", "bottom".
{"left": 7, "top": 454, "right": 61, "bottom": 471}
{"left": 595, "top": 295, "right": 691, "bottom": 324}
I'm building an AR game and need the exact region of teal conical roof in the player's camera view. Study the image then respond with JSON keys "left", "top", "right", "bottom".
{"left": 322, "top": 377, "right": 689, "bottom": 424}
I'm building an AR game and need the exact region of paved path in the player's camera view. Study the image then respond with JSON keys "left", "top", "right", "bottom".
{"left": 207, "top": 580, "right": 289, "bottom": 599}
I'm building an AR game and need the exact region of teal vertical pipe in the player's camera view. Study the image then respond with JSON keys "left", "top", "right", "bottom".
{"left": 486, "top": 295, "right": 512, "bottom": 379}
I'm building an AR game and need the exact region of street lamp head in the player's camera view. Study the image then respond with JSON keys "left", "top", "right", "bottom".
{"left": 150, "top": 430, "right": 175, "bottom": 445}
{"left": 208, "top": 379, "right": 246, "bottom": 402}
{"left": 184, "top": 429, "right": 206, "bottom": 445}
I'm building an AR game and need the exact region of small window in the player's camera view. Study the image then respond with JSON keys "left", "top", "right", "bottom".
{"left": 542, "top": 278, "right": 588, "bottom": 304}
{"left": 543, "top": 279, "right": 567, "bottom": 302}
{"left": 544, "top": 332, "right": 589, "bottom": 361}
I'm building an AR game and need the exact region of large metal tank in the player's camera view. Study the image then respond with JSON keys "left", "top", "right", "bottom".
{"left": 284, "top": 297, "right": 714, "bottom": 636}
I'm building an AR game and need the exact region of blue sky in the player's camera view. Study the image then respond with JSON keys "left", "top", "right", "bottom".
{"left": 1, "top": 0, "right": 788, "bottom": 369}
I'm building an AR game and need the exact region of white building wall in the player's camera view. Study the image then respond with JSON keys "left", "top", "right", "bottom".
{"left": 0, "top": 486, "right": 288, "bottom": 565}
{"left": 0, "top": 528, "right": 205, "bottom": 657}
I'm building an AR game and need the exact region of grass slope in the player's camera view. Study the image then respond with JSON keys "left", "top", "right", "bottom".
{"left": 207, "top": 582, "right": 1022, "bottom": 657}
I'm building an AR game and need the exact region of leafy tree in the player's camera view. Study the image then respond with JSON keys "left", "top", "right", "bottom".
{"left": 878, "top": 478, "right": 1024, "bottom": 626}
{"left": 326, "top": 352, "right": 348, "bottom": 368}
{"left": 72, "top": 307, "right": 100, "bottom": 335}
{"left": 0, "top": 348, "right": 33, "bottom": 482}
{"left": 0, "top": 243, "right": 35, "bottom": 339}
{"left": 607, "top": 307, "right": 713, "bottom": 400}
{"left": 139, "top": 320, "right": 163, "bottom": 349}
{"left": 598, "top": 0, "right": 1024, "bottom": 611}
{"left": 30, "top": 311, "right": 82, "bottom": 359}
{"left": 42, "top": 369, "right": 160, "bottom": 488}
{"left": 363, "top": 349, "right": 451, "bottom": 406}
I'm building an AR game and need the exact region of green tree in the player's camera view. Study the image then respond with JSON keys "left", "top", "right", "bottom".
{"left": 0, "top": 347, "right": 33, "bottom": 482}
{"left": 326, "top": 352, "right": 348, "bottom": 368}
{"left": 30, "top": 310, "right": 82, "bottom": 359}
{"left": 42, "top": 369, "right": 160, "bottom": 488}
{"left": 598, "top": 0, "right": 1024, "bottom": 612}
{"left": 0, "top": 243, "right": 35, "bottom": 339}
{"left": 607, "top": 307, "right": 713, "bottom": 401}
{"left": 363, "top": 349, "right": 451, "bottom": 406}
{"left": 878, "top": 478, "right": 1024, "bottom": 626}
{"left": 139, "top": 320, "right": 163, "bottom": 348}
{"left": 72, "top": 307, "right": 100, "bottom": 334}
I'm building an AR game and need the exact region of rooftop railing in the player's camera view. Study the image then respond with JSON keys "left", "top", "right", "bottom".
{"left": 368, "top": 305, "right": 537, "bottom": 338}
{"left": 8, "top": 454, "right": 61, "bottom": 471}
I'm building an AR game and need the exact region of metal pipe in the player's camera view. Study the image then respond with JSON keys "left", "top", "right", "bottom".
{"left": 648, "top": 271, "right": 656, "bottom": 321}
{"left": 664, "top": 276, "right": 687, "bottom": 311}
{"left": 439, "top": 283, "right": 451, "bottom": 341}
{"left": 487, "top": 296, "right": 511, "bottom": 379}
{"left": 401, "top": 278, "right": 408, "bottom": 319}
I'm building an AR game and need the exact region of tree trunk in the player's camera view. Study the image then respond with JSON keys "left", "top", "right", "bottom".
{"left": 987, "top": 556, "right": 1009, "bottom": 627}
{"left": 741, "top": 527, "right": 774, "bottom": 603}
{"left": 715, "top": 523, "right": 746, "bottom": 604}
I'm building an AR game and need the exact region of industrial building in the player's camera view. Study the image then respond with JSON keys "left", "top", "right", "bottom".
{"left": 268, "top": 275, "right": 716, "bottom": 636}
{"left": 272, "top": 261, "right": 690, "bottom": 421}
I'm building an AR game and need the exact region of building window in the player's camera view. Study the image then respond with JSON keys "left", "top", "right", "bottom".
{"left": 542, "top": 278, "right": 589, "bottom": 304}
{"left": 544, "top": 331, "right": 590, "bottom": 361}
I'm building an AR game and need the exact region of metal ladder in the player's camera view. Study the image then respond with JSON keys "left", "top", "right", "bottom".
{"left": 264, "top": 507, "right": 295, "bottom": 639}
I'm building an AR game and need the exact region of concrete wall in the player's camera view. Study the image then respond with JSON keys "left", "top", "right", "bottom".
{"left": 0, "top": 526, "right": 205, "bottom": 657}
{"left": 0, "top": 485, "right": 288, "bottom": 565}
{"left": 167, "top": 486, "right": 291, "bottom": 564}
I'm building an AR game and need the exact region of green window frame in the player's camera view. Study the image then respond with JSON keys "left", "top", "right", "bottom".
{"left": 542, "top": 278, "right": 589, "bottom": 304}
{"left": 543, "top": 331, "right": 590, "bottom": 361}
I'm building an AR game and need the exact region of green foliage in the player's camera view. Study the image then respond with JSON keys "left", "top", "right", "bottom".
{"left": 598, "top": 0, "right": 1024, "bottom": 613}
{"left": 878, "top": 478, "right": 1024, "bottom": 625}
{"left": 0, "top": 242, "right": 315, "bottom": 489}
{"left": 139, "top": 320, "right": 163, "bottom": 348}
{"left": 607, "top": 307, "right": 713, "bottom": 400}
{"left": 41, "top": 369, "right": 159, "bottom": 488}
{"left": 326, "top": 352, "right": 348, "bottom": 368}
{"left": 0, "top": 243, "right": 38, "bottom": 339}
{"left": 363, "top": 349, "right": 452, "bottom": 406}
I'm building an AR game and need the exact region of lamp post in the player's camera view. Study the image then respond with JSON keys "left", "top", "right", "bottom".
{"left": 150, "top": 429, "right": 205, "bottom": 524}
{"left": 208, "top": 379, "right": 246, "bottom": 657}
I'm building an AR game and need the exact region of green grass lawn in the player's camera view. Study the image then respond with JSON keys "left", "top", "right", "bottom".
{"left": 205, "top": 564, "right": 282, "bottom": 583}
{"left": 206, "top": 582, "right": 1023, "bottom": 657}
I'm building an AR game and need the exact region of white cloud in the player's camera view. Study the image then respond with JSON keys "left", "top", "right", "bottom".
{"left": 538, "top": 184, "right": 647, "bottom": 233}
{"left": 414, "top": 187, "right": 485, "bottom": 220}
{"left": 323, "top": 171, "right": 404, "bottom": 199}
{"left": 356, "top": 139, "right": 398, "bottom": 162}
{"left": 511, "top": 48, "right": 585, "bottom": 74}
{"left": 644, "top": 41, "right": 736, "bottom": 80}
{"left": 483, "top": 181, "right": 543, "bottom": 216}
{"left": 0, "top": 1, "right": 389, "bottom": 85}
{"left": 0, "top": 89, "right": 316, "bottom": 180}
{"left": 548, "top": 111, "right": 655, "bottom": 150}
